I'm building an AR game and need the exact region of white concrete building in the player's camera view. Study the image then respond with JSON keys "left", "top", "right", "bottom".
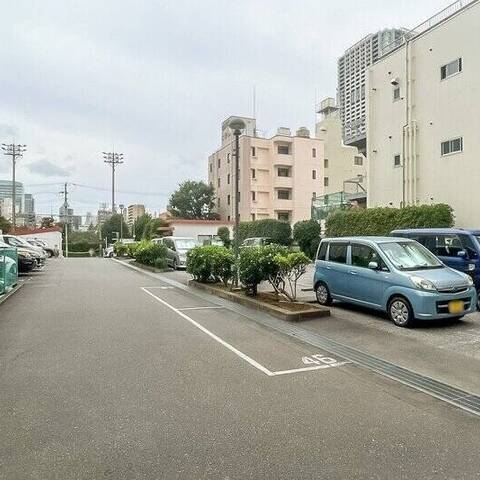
{"left": 367, "top": 0, "right": 480, "bottom": 227}
{"left": 338, "top": 28, "right": 406, "bottom": 152}
{"left": 316, "top": 98, "right": 367, "bottom": 196}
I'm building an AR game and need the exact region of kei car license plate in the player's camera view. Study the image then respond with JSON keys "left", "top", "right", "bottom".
{"left": 448, "top": 300, "right": 464, "bottom": 314}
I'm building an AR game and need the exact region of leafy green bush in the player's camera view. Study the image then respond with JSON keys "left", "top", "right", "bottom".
{"left": 238, "top": 244, "right": 290, "bottom": 295}
{"left": 134, "top": 240, "right": 168, "bottom": 267}
{"left": 114, "top": 242, "right": 128, "bottom": 257}
{"left": 293, "top": 219, "right": 321, "bottom": 259}
{"left": 187, "top": 245, "right": 234, "bottom": 284}
{"left": 217, "top": 226, "right": 231, "bottom": 248}
{"left": 154, "top": 257, "right": 168, "bottom": 270}
{"left": 68, "top": 240, "right": 98, "bottom": 253}
{"left": 271, "top": 252, "right": 311, "bottom": 301}
{"left": 126, "top": 243, "right": 138, "bottom": 257}
{"left": 236, "top": 219, "right": 292, "bottom": 246}
{"left": 326, "top": 204, "right": 454, "bottom": 237}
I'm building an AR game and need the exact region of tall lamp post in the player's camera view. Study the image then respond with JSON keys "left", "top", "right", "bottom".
{"left": 1, "top": 143, "right": 27, "bottom": 233}
{"left": 228, "top": 117, "right": 246, "bottom": 285}
{"left": 119, "top": 204, "right": 125, "bottom": 241}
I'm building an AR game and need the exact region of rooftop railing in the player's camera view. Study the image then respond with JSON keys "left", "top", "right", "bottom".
{"left": 380, "top": 0, "right": 477, "bottom": 57}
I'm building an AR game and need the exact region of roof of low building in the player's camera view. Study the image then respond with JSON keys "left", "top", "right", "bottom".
{"left": 14, "top": 226, "right": 63, "bottom": 235}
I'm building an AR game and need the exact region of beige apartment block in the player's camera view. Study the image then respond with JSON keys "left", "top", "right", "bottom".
{"left": 367, "top": 0, "right": 480, "bottom": 227}
{"left": 316, "top": 98, "right": 367, "bottom": 196}
{"left": 208, "top": 117, "right": 324, "bottom": 224}
{"left": 126, "top": 204, "right": 145, "bottom": 227}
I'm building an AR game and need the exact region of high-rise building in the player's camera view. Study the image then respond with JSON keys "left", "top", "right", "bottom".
{"left": 367, "top": 0, "right": 479, "bottom": 227}
{"left": 0, "top": 180, "right": 24, "bottom": 216}
{"left": 97, "top": 203, "right": 111, "bottom": 226}
{"left": 208, "top": 116, "right": 324, "bottom": 224}
{"left": 338, "top": 28, "right": 406, "bottom": 153}
{"left": 126, "top": 204, "right": 145, "bottom": 228}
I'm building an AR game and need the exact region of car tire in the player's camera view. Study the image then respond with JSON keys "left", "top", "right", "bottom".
{"left": 46, "top": 250, "right": 53, "bottom": 258}
{"left": 172, "top": 259, "right": 178, "bottom": 270}
{"left": 315, "top": 281, "right": 332, "bottom": 306}
{"left": 388, "top": 296, "right": 415, "bottom": 328}
{"left": 109, "top": 252, "right": 114, "bottom": 258}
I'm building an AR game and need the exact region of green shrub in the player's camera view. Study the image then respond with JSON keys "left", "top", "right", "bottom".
{"left": 238, "top": 244, "right": 290, "bottom": 295}
{"left": 114, "top": 242, "right": 128, "bottom": 257}
{"left": 325, "top": 204, "right": 454, "bottom": 237}
{"left": 236, "top": 219, "right": 292, "bottom": 246}
{"left": 187, "top": 245, "right": 234, "bottom": 284}
{"left": 272, "top": 251, "right": 311, "bottom": 301}
{"left": 293, "top": 219, "right": 321, "bottom": 259}
{"left": 217, "top": 226, "right": 231, "bottom": 248}
{"left": 154, "top": 257, "right": 168, "bottom": 270}
{"left": 126, "top": 243, "right": 138, "bottom": 257}
{"left": 68, "top": 240, "right": 99, "bottom": 253}
{"left": 134, "top": 240, "right": 168, "bottom": 267}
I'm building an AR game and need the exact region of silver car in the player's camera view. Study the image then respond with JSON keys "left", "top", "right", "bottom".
{"left": 153, "top": 237, "right": 198, "bottom": 270}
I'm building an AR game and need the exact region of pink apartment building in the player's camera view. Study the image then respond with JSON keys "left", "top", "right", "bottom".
{"left": 208, "top": 117, "right": 325, "bottom": 224}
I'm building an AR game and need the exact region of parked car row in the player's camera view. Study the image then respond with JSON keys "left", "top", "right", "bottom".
{"left": 314, "top": 228, "right": 480, "bottom": 327}
{"left": 0, "top": 234, "right": 52, "bottom": 273}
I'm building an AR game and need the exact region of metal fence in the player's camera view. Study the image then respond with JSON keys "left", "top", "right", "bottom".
{"left": 0, "top": 245, "right": 18, "bottom": 295}
{"left": 380, "top": 0, "right": 476, "bottom": 57}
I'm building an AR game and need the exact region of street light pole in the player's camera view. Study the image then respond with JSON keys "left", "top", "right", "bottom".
{"left": 228, "top": 118, "right": 246, "bottom": 286}
{"left": 103, "top": 151, "right": 124, "bottom": 214}
{"left": 1, "top": 143, "right": 27, "bottom": 233}
{"left": 119, "top": 204, "right": 124, "bottom": 241}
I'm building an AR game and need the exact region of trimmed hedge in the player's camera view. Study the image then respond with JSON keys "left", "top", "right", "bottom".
{"left": 293, "top": 219, "right": 321, "bottom": 259}
{"left": 134, "top": 240, "right": 168, "bottom": 267}
{"left": 325, "top": 204, "right": 454, "bottom": 237}
{"left": 236, "top": 219, "right": 292, "bottom": 246}
{"left": 187, "top": 245, "right": 235, "bottom": 284}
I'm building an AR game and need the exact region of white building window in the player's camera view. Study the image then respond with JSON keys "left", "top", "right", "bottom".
{"left": 312, "top": 148, "right": 316, "bottom": 158}
{"left": 354, "top": 156, "right": 363, "bottom": 166}
{"left": 394, "top": 154, "right": 401, "bottom": 167}
{"left": 251, "top": 191, "right": 256, "bottom": 201}
{"left": 312, "top": 170, "right": 316, "bottom": 180}
{"left": 441, "top": 137, "right": 463, "bottom": 156}
{"left": 324, "top": 158, "right": 329, "bottom": 168}
{"left": 277, "top": 145, "right": 290, "bottom": 155}
{"left": 324, "top": 177, "right": 329, "bottom": 187}
{"left": 277, "top": 167, "right": 290, "bottom": 177}
{"left": 441, "top": 58, "right": 462, "bottom": 80}
{"left": 251, "top": 146, "right": 256, "bottom": 157}
{"left": 277, "top": 212, "right": 290, "bottom": 222}
{"left": 251, "top": 168, "right": 256, "bottom": 179}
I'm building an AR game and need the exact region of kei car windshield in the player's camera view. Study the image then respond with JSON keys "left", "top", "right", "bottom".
{"left": 380, "top": 241, "right": 443, "bottom": 271}
{"left": 175, "top": 239, "right": 197, "bottom": 250}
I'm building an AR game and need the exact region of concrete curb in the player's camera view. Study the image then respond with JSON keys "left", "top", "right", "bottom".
{"left": 0, "top": 282, "right": 24, "bottom": 307}
{"left": 189, "top": 281, "right": 330, "bottom": 322}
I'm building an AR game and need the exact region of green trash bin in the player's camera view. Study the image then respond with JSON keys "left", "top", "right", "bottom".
{"left": 0, "top": 245, "right": 18, "bottom": 295}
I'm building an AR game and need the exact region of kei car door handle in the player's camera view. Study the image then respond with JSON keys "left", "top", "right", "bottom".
{"left": 349, "top": 271, "right": 358, "bottom": 275}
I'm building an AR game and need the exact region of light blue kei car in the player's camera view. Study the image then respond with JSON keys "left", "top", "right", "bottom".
{"left": 314, "top": 237, "right": 477, "bottom": 327}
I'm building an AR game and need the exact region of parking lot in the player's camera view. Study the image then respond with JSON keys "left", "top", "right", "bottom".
{"left": 1, "top": 258, "right": 480, "bottom": 479}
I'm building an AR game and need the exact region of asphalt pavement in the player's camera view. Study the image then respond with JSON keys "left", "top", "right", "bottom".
{"left": 1, "top": 258, "right": 480, "bottom": 479}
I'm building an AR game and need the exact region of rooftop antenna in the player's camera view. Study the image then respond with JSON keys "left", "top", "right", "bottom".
{"left": 253, "top": 85, "right": 257, "bottom": 137}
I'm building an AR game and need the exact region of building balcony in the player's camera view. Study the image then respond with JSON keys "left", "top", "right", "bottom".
{"left": 273, "top": 176, "right": 293, "bottom": 188}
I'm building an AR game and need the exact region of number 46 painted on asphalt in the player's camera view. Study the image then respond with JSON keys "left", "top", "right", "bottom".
{"left": 302, "top": 354, "right": 339, "bottom": 366}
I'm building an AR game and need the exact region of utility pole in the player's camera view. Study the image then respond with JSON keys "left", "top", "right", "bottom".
{"left": 119, "top": 204, "right": 125, "bottom": 241}
{"left": 1, "top": 143, "right": 27, "bottom": 233}
{"left": 60, "top": 182, "right": 69, "bottom": 258}
{"left": 103, "top": 151, "right": 124, "bottom": 214}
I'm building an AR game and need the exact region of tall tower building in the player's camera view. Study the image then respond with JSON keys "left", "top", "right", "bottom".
{"left": 338, "top": 28, "right": 406, "bottom": 153}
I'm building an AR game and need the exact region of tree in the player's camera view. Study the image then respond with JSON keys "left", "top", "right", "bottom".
{"left": 133, "top": 213, "right": 152, "bottom": 241}
{"left": 101, "top": 214, "right": 129, "bottom": 244}
{"left": 217, "top": 226, "right": 231, "bottom": 247}
{"left": 293, "top": 219, "right": 321, "bottom": 259}
{"left": 143, "top": 218, "right": 167, "bottom": 239}
{"left": 41, "top": 217, "right": 55, "bottom": 228}
{"left": 0, "top": 215, "right": 11, "bottom": 234}
{"left": 168, "top": 180, "right": 217, "bottom": 219}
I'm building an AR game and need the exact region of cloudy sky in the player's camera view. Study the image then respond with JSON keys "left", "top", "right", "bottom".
{"left": 0, "top": 0, "right": 451, "bottom": 218}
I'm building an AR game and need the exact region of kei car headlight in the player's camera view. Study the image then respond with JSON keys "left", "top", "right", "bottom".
{"left": 466, "top": 276, "right": 474, "bottom": 286}
{"left": 410, "top": 276, "right": 437, "bottom": 292}
{"left": 19, "top": 251, "right": 32, "bottom": 259}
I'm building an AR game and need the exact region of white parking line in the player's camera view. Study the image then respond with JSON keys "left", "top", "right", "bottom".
{"left": 178, "top": 306, "right": 224, "bottom": 311}
{"left": 142, "top": 287, "right": 274, "bottom": 376}
{"left": 141, "top": 287, "right": 349, "bottom": 377}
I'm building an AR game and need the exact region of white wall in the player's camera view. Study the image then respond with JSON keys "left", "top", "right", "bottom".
{"left": 367, "top": 1, "right": 480, "bottom": 227}
{"left": 170, "top": 223, "right": 233, "bottom": 241}
{"left": 17, "top": 231, "right": 63, "bottom": 255}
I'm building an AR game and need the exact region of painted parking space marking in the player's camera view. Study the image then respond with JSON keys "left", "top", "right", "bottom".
{"left": 141, "top": 286, "right": 174, "bottom": 290}
{"left": 178, "top": 306, "right": 225, "bottom": 311}
{"left": 142, "top": 287, "right": 349, "bottom": 377}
